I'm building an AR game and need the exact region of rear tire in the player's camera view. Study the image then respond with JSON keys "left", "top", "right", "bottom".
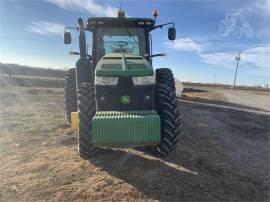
{"left": 156, "top": 68, "right": 176, "bottom": 91}
{"left": 148, "top": 83, "right": 181, "bottom": 156}
{"left": 77, "top": 83, "right": 97, "bottom": 159}
{"left": 64, "top": 68, "right": 77, "bottom": 124}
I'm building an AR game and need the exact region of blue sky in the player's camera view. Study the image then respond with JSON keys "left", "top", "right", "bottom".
{"left": 0, "top": 0, "right": 269, "bottom": 86}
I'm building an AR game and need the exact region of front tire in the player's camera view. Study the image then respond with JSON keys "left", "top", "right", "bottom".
{"left": 148, "top": 83, "right": 181, "bottom": 156}
{"left": 77, "top": 83, "right": 97, "bottom": 159}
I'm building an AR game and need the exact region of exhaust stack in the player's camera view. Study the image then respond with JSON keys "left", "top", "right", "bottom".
{"left": 78, "top": 18, "right": 87, "bottom": 58}
{"left": 76, "top": 18, "right": 94, "bottom": 84}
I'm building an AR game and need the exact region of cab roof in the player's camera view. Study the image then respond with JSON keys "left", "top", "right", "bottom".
{"left": 86, "top": 17, "right": 155, "bottom": 32}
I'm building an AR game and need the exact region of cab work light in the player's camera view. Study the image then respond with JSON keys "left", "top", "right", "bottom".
{"left": 132, "top": 75, "right": 155, "bottom": 85}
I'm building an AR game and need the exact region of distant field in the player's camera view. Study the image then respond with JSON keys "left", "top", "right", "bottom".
{"left": 0, "top": 64, "right": 65, "bottom": 88}
{"left": 0, "top": 63, "right": 66, "bottom": 78}
{"left": 0, "top": 75, "right": 64, "bottom": 88}
{"left": 0, "top": 63, "right": 269, "bottom": 92}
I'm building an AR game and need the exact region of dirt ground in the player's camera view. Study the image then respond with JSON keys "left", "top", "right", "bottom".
{"left": 0, "top": 86, "right": 269, "bottom": 201}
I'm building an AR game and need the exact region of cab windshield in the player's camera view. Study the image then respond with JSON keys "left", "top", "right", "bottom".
{"left": 96, "top": 27, "right": 145, "bottom": 59}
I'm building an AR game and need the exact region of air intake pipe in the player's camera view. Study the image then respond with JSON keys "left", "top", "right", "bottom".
{"left": 76, "top": 18, "right": 93, "bottom": 84}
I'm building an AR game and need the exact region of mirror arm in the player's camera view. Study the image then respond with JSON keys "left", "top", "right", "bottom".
{"left": 87, "top": 55, "right": 93, "bottom": 60}
{"left": 69, "top": 51, "right": 92, "bottom": 60}
{"left": 65, "top": 26, "right": 90, "bottom": 32}
{"left": 65, "top": 26, "right": 79, "bottom": 32}
{"left": 145, "top": 53, "right": 166, "bottom": 59}
{"left": 151, "top": 22, "right": 175, "bottom": 31}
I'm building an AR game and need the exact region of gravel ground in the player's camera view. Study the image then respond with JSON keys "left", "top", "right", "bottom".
{"left": 184, "top": 85, "right": 270, "bottom": 112}
{"left": 0, "top": 86, "right": 269, "bottom": 201}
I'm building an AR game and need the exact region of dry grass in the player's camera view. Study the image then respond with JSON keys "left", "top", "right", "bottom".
{"left": 0, "top": 87, "right": 269, "bottom": 201}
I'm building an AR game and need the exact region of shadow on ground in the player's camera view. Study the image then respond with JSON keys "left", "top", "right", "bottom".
{"left": 183, "top": 88, "right": 208, "bottom": 93}
{"left": 90, "top": 148, "right": 203, "bottom": 201}
{"left": 86, "top": 97, "right": 269, "bottom": 201}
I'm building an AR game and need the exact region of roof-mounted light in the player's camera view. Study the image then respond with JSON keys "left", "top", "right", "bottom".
{"left": 152, "top": 9, "right": 158, "bottom": 17}
{"left": 138, "top": 21, "right": 145, "bottom": 25}
{"left": 145, "top": 21, "right": 152, "bottom": 25}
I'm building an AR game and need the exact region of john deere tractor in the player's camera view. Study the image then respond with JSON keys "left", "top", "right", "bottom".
{"left": 64, "top": 9, "right": 180, "bottom": 159}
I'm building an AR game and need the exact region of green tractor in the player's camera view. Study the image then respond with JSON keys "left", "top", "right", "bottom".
{"left": 64, "top": 9, "right": 181, "bottom": 159}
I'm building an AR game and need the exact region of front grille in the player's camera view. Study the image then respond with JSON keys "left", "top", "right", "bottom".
{"left": 95, "top": 84, "right": 155, "bottom": 111}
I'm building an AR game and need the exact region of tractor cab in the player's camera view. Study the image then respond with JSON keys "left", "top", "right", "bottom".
{"left": 64, "top": 9, "right": 175, "bottom": 66}
{"left": 87, "top": 13, "right": 155, "bottom": 66}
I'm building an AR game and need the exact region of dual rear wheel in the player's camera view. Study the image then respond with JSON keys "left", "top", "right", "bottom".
{"left": 149, "top": 68, "right": 181, "bottom": 156}
{"left": 64, "top": 69, "right": 77, "bottom": 124}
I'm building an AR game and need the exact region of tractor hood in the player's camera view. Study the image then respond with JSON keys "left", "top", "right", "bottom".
{"left": 95, "top": 53, "right": 154, "bottom": 77}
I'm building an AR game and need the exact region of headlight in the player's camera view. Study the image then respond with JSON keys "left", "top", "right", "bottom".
{"left": 132, "top": 76, "right": 155, "bottom": 85}
{"left": 95, "top": 76, "right": 118, "bottom": 85}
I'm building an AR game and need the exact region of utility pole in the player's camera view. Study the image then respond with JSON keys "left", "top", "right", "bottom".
{"left": 234, "top": 52, "right": 241, "bottom": 88}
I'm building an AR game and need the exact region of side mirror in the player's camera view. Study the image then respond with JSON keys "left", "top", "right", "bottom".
{"left": 64, "top": 32, "right": 71, "bottom": 44}
{"left": 168, "top": 27, "right": 176, "bottom": 40}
